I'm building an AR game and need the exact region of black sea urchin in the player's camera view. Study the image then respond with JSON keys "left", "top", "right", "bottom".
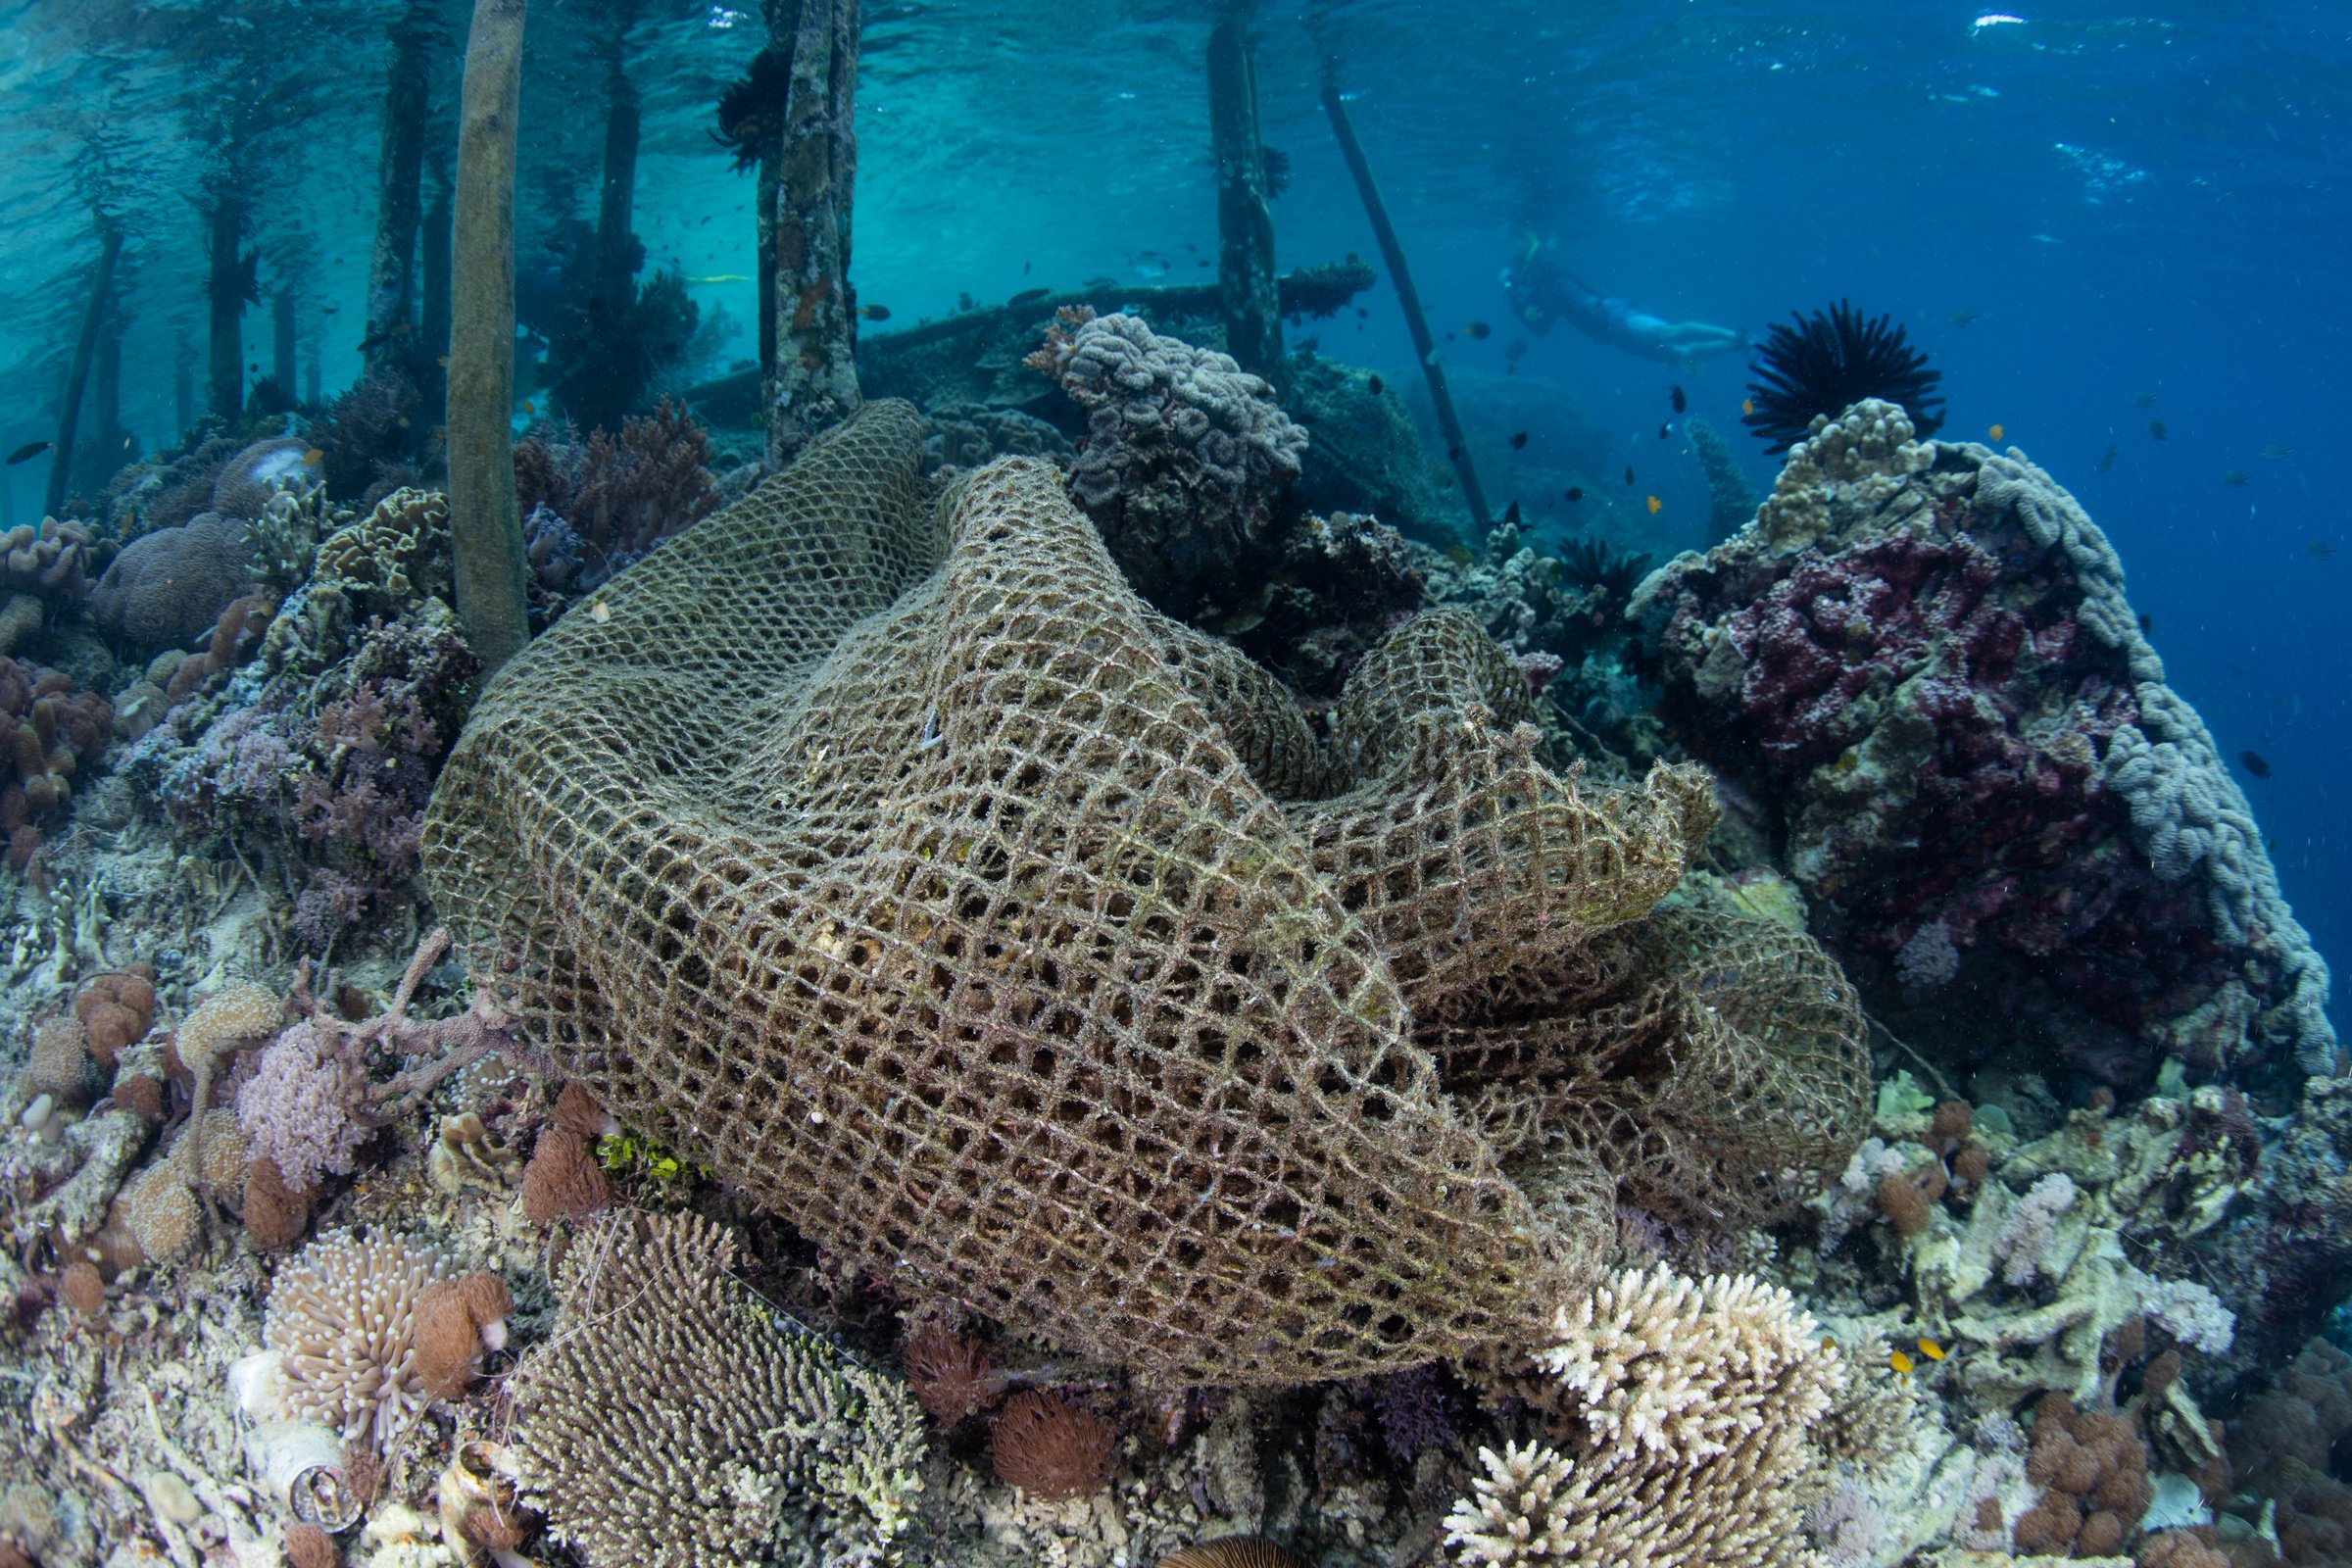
{"left": 1742, "top": 299, "right": 1945, "bottom": 453}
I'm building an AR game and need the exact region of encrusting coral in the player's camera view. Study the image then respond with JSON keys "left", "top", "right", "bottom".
{"left": 509, "top": 1210, "right": 926, "bottom": 1568}
{"left": 421, "top": 399, "right": 1872, "bottom": 1387}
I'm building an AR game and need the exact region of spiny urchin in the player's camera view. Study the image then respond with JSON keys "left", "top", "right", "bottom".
{"left": 1743, "top": 300, "right": 1944, "bottom": 454}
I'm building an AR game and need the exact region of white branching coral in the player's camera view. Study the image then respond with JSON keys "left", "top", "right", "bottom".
{"left": 1534, "top": 1264, "right": 1843, "bottom": 1461}
{"left": 264, "top": 1228, "right": 454, "bottom": 1448}
{"left": 1449, "top": 1266, "right": 1848, "bottom": 1567}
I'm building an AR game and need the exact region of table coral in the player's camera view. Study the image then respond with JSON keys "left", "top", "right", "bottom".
{"left": 1635, "top": 400, "right": 2333, "bottom": 1084}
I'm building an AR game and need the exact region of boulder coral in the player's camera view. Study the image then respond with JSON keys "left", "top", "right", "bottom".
{"left": 1635, "top": 400, "right": 2332, "bottom": 1085}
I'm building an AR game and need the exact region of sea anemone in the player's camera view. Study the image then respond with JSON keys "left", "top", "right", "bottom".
{"left": 1742, "top": 299, "right": 1944, "bottom": 454}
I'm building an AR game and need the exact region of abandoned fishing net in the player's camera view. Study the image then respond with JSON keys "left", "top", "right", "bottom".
{"left": 421, "top": 399, "right": 1868, "bottom": 1385}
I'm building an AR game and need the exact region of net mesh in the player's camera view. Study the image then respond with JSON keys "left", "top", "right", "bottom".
{"left": 422, "top": 400, "right": 1867, "bottom": 1385}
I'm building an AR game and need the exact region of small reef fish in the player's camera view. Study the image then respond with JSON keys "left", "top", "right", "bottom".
{"left": 2263, "top": 444, "right": 2294, "bottom": 459}
{"left": 1669, "top": 384, "right": 1688, "bottom": 413}
{"left": 1889, "top": 1348, "right": 1915, "bottom": 1374}
{"left": 2309, "top": 541, "right": 2338, "bottom": 561}
{"left": 2223, "top": 470, "right": 2249, "bottom": 488}
{"left": 1356, "top": 307, "right": 1369, "bottom": 318}
{"left": 1461, "top": 321, "right": 1492, "bottom": 339}
{"left": 521, "top": 400, "right": 535, "bottom": 416}
{"left": 320, "top": 303, "right": 340, "bottom": 315}
{"left": 1987, "top": 422, "right": 2004, "bottom": 442}
{"left": 1657, "top": 421, "right": 1671, "bottom": 440}
{"left": 5, "top": 440, "right": 53, "bottom": 466}
{"left": 1741, "top": 397, "right": 1755, "bottom": 416}
{"left": 1007, "top": 287, "right": 1052, "bottom": 307}
{"left": 2239, "top": 750, "right": 2274, "bottom": 779}
{"left": 1917, "top": 1338, "right": 1946, "bottom": 1361}
{"left": 1366, "top": 374, "right": 1384, "bottom": 395}
{"left": 1949, "top": 310, "right": 1980, "bottom": 326}
{"left": 2148, "top": 419, "right": 2168, "bottom": 442}
{"left": 2132, "top": 391, "right": 2156, "bottom": 408}
{"left": 2138, "top": 612, "right": 2155, "bottom": 633}
{"left": 683, "top": 273, "right": 753, "bottom": 284}
{"left": 2096, "top": 446, "right": 2117, "bottom": 473}
{"left": 438, "top": 355, "right": 451, "bottom": 368}
{"left": 1563, "top": 487, "right": 1583, "bottom": 503}
{"left": 1509, "top": 430, "right": 1529, "bottom": 450}
{"left": 1444, "top": 544, "right": 1475, "bottom": 566}
{"left": 1502, "top": 501, "right": 1521, "bottom": 526}
{"left": 858, "top": 304, "right": 892, "bottom": 320}
{"left": 301, "top": 448, "right": 323, "bottom": 466}
{"left": 1646, "top": 495, "right": 1662, "bottom": 514}
{"left": 1623, "top": 465, "right": 1637, "bottom": 485}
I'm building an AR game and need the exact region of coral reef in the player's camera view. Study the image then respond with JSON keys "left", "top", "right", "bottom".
{"left": 305, "top": 370, "right": 421, "bottom": 506}
{"left": 1026, "top": 308, "right": 1308, "bottom": 620}
{"left": 1635, "top": 400, "right": 2333, "bottom": 1085}
{"left": 991, "top": 1391, "right": 1118, "bottom": 1501}
{"left": 920, "top": 401, "right": 1074, "bottom": 474}
{"left": 511, "top": 1210, "right": 926, "bottom": 1567}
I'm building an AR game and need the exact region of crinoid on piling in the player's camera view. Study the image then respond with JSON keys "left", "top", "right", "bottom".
{"left": 1742, "top": 299, "right": 1944, "bottom": 453}
{"left": 711, "top": 46, "right": 790, "bottom": 172}
{"left": 1555, "top": 535, "right": 1654, "bottom": 605}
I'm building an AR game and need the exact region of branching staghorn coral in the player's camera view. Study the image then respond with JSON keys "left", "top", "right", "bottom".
{"left": 1446, "top": 1265, "right": 1848, "bottom": 1567}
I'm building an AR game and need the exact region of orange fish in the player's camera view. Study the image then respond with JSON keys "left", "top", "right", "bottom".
{"left": 1889, "top": 1348, "right": 1915, "bottom": 1374}
{"left": 1988, "top": 422, "right": 2005, "bottom": 442}
{"left": 301, "top": 448, "right": 323, "bottom": 466}
{"left": 522, "top": 400, "right": 536, "bottom": 416}
{"left": 1741, "top": 397, "right": 1754, "bottom": 416}
{"left": 1645, "top": 495, "right": 1662, "bottom": 514}
{"left": 1917, "top": 1337, "right": 1946, "bottom": 1361}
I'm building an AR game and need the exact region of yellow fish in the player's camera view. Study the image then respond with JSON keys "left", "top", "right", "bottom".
{"left": 1889, "top": 1348, "right": 1915, "bottom": 1374}
{"left": 437, "top": 355, "right": 451, "bottom": 368}
{"left": 301, "top": 448, "right": 323, "bottom": 466}
{"left": 1741, "top": 397, "right": 1754, "bottom": 416}
{"left": 1988, "top": 422, "right": 2005, "bottom": 442}
{"left": 522, "top": 400, "right": 536, "bottom": 416}
{"left": 1917, "top": 1337, "right": 1945, "bottom": 1361}
{"left": 1645, "top": 495, "right": 1662, "bottom": 515}
{"left": 683, "top": 273, "right": 754, "bottom": 284}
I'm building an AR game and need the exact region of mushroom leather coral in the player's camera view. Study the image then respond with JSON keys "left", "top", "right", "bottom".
{"left": 421, "top": 399, "right": 1869, "bottom": 1386}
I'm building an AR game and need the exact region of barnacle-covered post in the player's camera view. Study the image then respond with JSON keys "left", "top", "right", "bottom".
{"left": 365, "top": 5, "right": 430, "bottom": 384}
{"left": 271, "top": 286, "right": 297, "bottom": 402}
{"left": 1207, "top": 5, "right": 1281, "bottom": 381}
{"left": 204, "top": 187, "right": 248, "bottom": 420}
{"left": 1319, "top": 70, "right": 1491, "bottom": 528}
{"left": 46, "top": 218, "right": 122, "bottom": 518}
{"left": 594, "top": 4, "right": 642, "bottom": 328}
{"left": 447, "top": 0, "right": 532, "bottom": 675}
{"left": 765, "top": 0, "right": 862, "bottom": 466}
{"left": 420, "top": 168, "right": 454, "bottom": 418}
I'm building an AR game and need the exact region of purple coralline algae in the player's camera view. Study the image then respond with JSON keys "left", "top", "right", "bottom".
{"left": 1634, "top": 401, "right": 2331, "bottom": 1085}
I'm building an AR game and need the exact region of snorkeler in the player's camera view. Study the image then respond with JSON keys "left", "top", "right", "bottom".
{"left": 1501, "top": 243, "right": 1747, "bottom": 368}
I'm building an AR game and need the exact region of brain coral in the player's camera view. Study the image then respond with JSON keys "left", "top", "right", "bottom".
{"left": 89, "top": 513, "right": 257, "bottom": 651}
{"left": 1634, "top": 400, "right": 2332, "bottom": 1082}
{"left": 421, "top": 400, "right": 1869, "bottom": 1386}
